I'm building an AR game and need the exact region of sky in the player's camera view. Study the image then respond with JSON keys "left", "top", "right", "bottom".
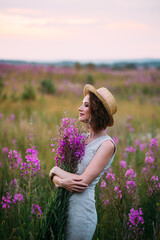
{"left": 0, "top": 0, "right": 160, "bottom": 62}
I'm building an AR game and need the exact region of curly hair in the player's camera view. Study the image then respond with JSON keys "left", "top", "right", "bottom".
{"left": 89, "top": 91, "right": 110, "bottom": 132}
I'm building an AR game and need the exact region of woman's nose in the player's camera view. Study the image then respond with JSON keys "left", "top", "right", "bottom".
{"left": 78, "top": 105, "right": 82, "bottom": 111}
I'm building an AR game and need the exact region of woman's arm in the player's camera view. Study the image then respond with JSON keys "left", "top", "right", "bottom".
{"left": 49, "top": 166, "right": 78, "bottom": 181}
{"left": 52, "top": 175, "right": 88, "bottom": 192}
{"left": 50, "top": 139, "right": 115, "bottom": 187}
{"left": 80, "top": 140, "right": 115, "bottom": 185}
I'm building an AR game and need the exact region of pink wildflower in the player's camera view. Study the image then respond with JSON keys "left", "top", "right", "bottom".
{"left": 125, "top": 169, "right": 136, "bottom": 179}
{"left": 31, "top": 204, "right": 43, "bottom": 220}
{"left": 120, "top": 160, "right": 127, "bottom": 169}
{"left": 125, "top": 146, "right": 136, "bottom": 154}
{"left": 13, "top": 193, "right": 24, "bottom": 204}
{"left": 100, "top": 181, "right": 106, "bottom": 187}
{"left": 127, "top": 208, "right": 144, "bottom": 238}
{"left": 1, "top": 193, "right": 12, "bottom": 209}
{"left": 106, "top": 172, "right": 115, "bottom": 182}
{"left": 8, "top": 150, "right": 22, "bottom": 169}
{"left": 126, "top": 180, "right": 136, "bottom": 194}
{"left": 114, "top": 186, "right": 122, "bottom": 199}
{"left": 2, "top": 147, "right": 8, "bottom": 154}
{"left": 104, "top": 199, "right": 109, "bottom": 206}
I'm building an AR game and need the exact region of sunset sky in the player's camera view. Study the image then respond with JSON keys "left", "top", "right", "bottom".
{"left": 0, "top": 0, "right": 160, "bottom": 61}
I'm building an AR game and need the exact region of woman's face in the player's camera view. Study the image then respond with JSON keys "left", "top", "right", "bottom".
{"left": 78, "top": 94, "right": 91, "bottom": 122}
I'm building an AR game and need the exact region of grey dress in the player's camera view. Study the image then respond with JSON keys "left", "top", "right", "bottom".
{"left": 65, "top": 135, "right": 116, "bottom": 240}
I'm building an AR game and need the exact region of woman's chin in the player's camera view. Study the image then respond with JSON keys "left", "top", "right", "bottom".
{"left": 79, "top": 117, "right": 85, "bottom": 122}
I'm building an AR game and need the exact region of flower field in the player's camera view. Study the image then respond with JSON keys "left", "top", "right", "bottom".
{"left": 0, "top": 63, "right": 160, "bottom": 239}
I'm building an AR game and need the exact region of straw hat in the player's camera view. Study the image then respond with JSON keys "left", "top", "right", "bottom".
{"left": 83, "top": 84, "right": 117, "bottom": 126}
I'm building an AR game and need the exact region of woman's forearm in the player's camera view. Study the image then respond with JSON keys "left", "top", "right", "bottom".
{"left": 50, "top": 166, "right": 78, "bottom": 179}
{"left": 52, "top": 175, "right": 63, "bottom": 187}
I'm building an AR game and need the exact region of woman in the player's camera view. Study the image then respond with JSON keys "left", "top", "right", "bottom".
{"left": 49, "top": 84, "right": 117, "bottom": 240}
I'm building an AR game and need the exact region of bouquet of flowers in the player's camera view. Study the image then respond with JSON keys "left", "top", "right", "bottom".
{"left": 40, "top": 117, "right": 86, "bottom": 240}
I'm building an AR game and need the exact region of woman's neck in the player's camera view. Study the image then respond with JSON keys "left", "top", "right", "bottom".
{"left": 89, "top": 129, "right": 107, "bottom": 139}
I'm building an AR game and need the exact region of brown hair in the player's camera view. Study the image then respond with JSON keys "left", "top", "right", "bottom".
{"left": 89, "top": 91, "right": 110, "bottom": 132}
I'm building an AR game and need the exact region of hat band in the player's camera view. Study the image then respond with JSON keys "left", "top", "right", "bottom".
{"left": 97, "top": 90, "right": 108, "bottom": 104}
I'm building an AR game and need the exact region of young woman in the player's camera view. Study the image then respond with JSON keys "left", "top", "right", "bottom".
{"left": 49, "top": 84, "right": 117, "bottom": 240}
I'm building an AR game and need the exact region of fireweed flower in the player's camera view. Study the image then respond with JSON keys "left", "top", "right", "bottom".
{"left": 127, "top": 208, "right": 144, "bottom": 238}
{"left": 125, "top": 146, "right": 136, "bottom": 154}
{"left": 10, "top": 114, "right": 15, "bottom": 121}
{"left": 125, "top": 169, "right": 136, "bottom": 179}
{"left": 106, "top": 172, "right": 115, "bottom": 182}
{"left": 144, "top": 152, "right": 155, "bottom": 170}
{"left": 149, "top": 175, "right": 160, "bottom": 195}
{"left": 10, "top": 178, "right": 17, "bottom": 186}
{"left": 114, "top": 186, "right": 122, "bottom": 199}
{"left": 104, "top": 199, "right": 109, "bottom": 206}
{"left": 31, "top": 204, "right": 43, "bottom": 220}
{"left": 2, "top": 147, "right": 8, "bottom": 154}
{"left": 13, "top": 193, "right": 24, "bottom": 204}
{"left": 54, "top": 118, "right": 86, "bottom": 172}
{"left": 8, "top": 150, "right": 22, "bottom": 169}
{"left": 112, "top": 136, "right": 118, "bottom": 145}
{"left": 12, "top": 139, "right": 16, "bottom": 145}
{"left": 120, "top": 160, "right": 127, "bottom": 169}
{"left": 1, "top": 193, "right": 12, "bottom": 209}
{"left": 150, "top": 138, "right": 159, "bottom": 156}
{"left": 100, "top": 181, "right": 106, "bottom": 188}
{"left": 20, "top": 146, "right": 40, "bottom": 177}
{"left": 126, "top": 180, "right": 136, "bottom": 194}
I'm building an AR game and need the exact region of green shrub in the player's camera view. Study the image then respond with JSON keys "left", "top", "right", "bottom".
{"left": 21, "top": 84, "right": 36, "bottom": 100}
{"left": 85, "top": 75, "right": 95, "bottom": 85}
{"left": 40, "top": 79, "right": 56, "bottom": 94}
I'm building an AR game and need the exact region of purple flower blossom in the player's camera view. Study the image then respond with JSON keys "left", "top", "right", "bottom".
{"left": 21, "top": 146, "right": 40, "bottom": 177}
{"left": 10, "top": 114, "right": 15, "bottom": 121}
{"left": 149, "top": 175, "right": 160, "bottom": 195}
{"left": 145, "top": 153, "right": 154, "bottom": 166}
{"left": 120, "top": 160, "right": 127, "bottom": 169}
{"left": 129, "top": 127, "right": 134, "bottom": 133}
{"left": 0, "top": 113, "right": 3, "bottom": 119}
{"left": 10, "top": 178, "right": 17, "bottom": 186}
{"left": 100, "top": 181, "right": 106, "bottom": 187}
{"left": 126, "top": 180, "right": 136, "bottom": 194}
{"left": 8, "top": 150, "right": 22, "bottom": 169}
{"left": 12, "top": 139, "right": 16, "bottom": 145}
{"left": 0, "top": 161, "right": 2, "bottom": 168}
{"left": 54, "top": 118, "right": 86, "bottom": 172}
{"left": 13, "top": 193, "right": 24, "bottom": 204}
{"left": 1, "top": 193, "right": 12, "bottom": 209}
{"left": 2, "top": 147, "right": 8, "bottom": 154}
{"left": 106, "top": 172, "right": 115, "bottom": 182}
{"left": 125, "top": 169, "right": 136, "bottom": 179}
{"left": 31, "top": 204, "right": 43, "bottom": 220}
{"left": 150, "top": 138, "right": 159, "bottom": 156}
{"left": 127, "top": 208, "right": 144, "bottom": 238}
{"left": 112, "top": 136, "right": 118, "bottom": 145}
{"left": 125, "top": 146, "right": 136, "bottom": 154}
{"left": 114, "top": 186, "right": 122, "bottom": 199}
{"left": 150, "top": 138, "right": 158, "bottom": 148}
{"left": 104, "top": 199, "right": 109, "bottom": 206}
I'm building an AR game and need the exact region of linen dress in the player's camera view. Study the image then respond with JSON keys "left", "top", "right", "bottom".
{"left": 65, "top": 135, "right": 116, "bottom": 240}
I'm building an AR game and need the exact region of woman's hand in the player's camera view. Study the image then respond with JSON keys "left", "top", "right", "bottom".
{"left": 60, "top": 176, "right": 88, "bottom": 193}
{"left": 49, "top": 166, "right": 57, "bottom": 182}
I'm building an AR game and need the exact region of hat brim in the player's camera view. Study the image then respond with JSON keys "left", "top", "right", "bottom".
{"left": 83, "top": 84, "right": 114, "bottom": 126}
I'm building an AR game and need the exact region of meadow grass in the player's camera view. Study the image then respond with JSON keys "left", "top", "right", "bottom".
{"left": 0, "top": 64, "right": 160, "bottom": 239}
